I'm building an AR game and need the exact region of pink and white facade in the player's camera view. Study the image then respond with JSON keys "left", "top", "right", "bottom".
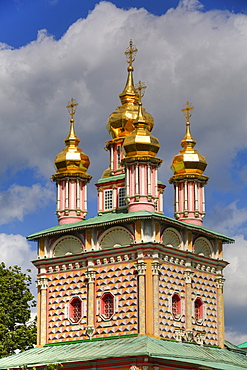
{"left": 172, "top": 176, "right": 208, "bottom": 226}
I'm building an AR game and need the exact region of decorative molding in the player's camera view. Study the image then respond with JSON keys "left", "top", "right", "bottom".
{"left": 216, "top": 277, "right": 225, "bottom": 289}
{"left": 184, "top": 269, "right": 194, "bottom": 284}
{"left": 196, "top": 331, "right": 206, "bottom": 346}
{"left": 152, "top": 261, "right": 161, "bottom": 275}
{"left": 85, "top": 325, "right": 95, "bottom": 340}
{"left": 36, "top": 277, "right": 48, "bottom": 290}
{"left": 135, "top": 261, "right": 147, "bottom": 275}
{"left": 175, "top": 329, "right": 184, "bottom": 342}
{"left": 186, "top": 329, "right": 194, "bottom": 342}
{"left": 85, "top": 270, "right": 96, "bottom": 283}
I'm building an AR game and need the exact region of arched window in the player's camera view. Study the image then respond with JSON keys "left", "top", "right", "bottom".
{"left": 194, "top": 298, "right": 203, "bottom": 324}
{"left": 69, "top": 297, "right": 82, "bottom": 323}
{"left": 101, "top": 292, "right": 114, "bottom": 320}
{"left": 172, "top": 293, "right": 181, "bottom": 320}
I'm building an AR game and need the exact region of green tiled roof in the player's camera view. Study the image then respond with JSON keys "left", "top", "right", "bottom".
{"left": 27, "top": 210, "right": 234, "bottom": 243}
{"left": 97, "top": 174, "right": 125, "bottom": 184}
{"left": 0, "top": 337, "right": 246, "bottom": 370}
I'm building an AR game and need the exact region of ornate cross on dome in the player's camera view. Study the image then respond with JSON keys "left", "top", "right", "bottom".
{"left": 135, "top": 80, "right": 146, "bottom": 101}
{"left": 66, "top": 98, "right": 78, "bottom": 120}
{"left": 181, "top": 101, "right": 194, "bottom": 122}
{"left": 125, "top": 40, "right": 138, "bottom": 66}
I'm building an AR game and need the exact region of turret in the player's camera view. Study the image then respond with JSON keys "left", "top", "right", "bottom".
{"left": 52, "top": 98, "right": 91, "bottom": 224}
{"left": 169, "top": 102, "right": 208, "bottom": 225}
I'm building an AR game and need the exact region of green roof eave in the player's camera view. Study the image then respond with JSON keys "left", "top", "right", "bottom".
{"left": 0, "top": 336, "right": 246, "bottom": 370}
{"left": 97, "top": 174, "right": 125, "bottom": 184}
{"left": 27, "top": 210, "right": 234, "bottom": 244}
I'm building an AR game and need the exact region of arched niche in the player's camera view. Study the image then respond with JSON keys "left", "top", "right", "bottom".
{"left": 193, "top": 237, "right": 212, "bottom": 258}
{"left": 52, "top": 235, "right": 84, "bottom": 257}
{"left": 162, "top": 227, "right": 182, "bottom": 249}
{"left": 99, "top": 226, "right": 133, "bottom": 249}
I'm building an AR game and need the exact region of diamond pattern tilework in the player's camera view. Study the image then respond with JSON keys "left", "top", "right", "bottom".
{"left": 159, "top": 263, "right": 186, "bottom": 339}
{"left": 192, "top": 272, "right": 218, "bottom": 346}
{"left": 47, "top": 270, "right": 87, "bottom": 343}
{"left": 95, "top": 262, "right": 138, "bottom": 338}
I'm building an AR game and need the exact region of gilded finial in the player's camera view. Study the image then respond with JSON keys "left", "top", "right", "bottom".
{"left": 135, "top": 80, "right": 147, "bottom": 101}
{"left": 66, "top": 98, "right": 78, "bottom": 121}
{"left": 181, "top": 101, "right": 194, "bottom": 123}
{"left": 125, "top": 40, "right": 138, "bottom": 67}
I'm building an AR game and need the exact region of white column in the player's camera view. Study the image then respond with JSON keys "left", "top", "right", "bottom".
{"left": 65, "top": 178, "right": 69, "bottom": 209}
{"left": 56, "top": 182, "right": 60, "bottom": 211}
{"left": 155, "top": 167, "right": 158, "bottom": 197}
{"left": 76, "top": 179, "right": 80, "bottom": 209}
{"left": 126, "top": 166, "right": 130, "bottom": 197}
{"left": 147, "top": 164, "right": 151, "bottom": 195}
{"left": 110, "top": 146, "right": 114, "bottom": 171}
{"left": 202, "top": 185, "right": 205, "bottom": 213}
{"left": 194, "top": 181, "right": 198, "bottom": 211}
{"left": 84, "top": 182, "right": 87, "bottom": 211}
{"left": 135, "top": 164, "right": 139, "bottom": 194}
{"left": 175, "top": 184, "right": 179, "bottom": 212}
{"left": 113, "top": 186, "right": 117, "bottom": 210}
{"left": 184, "top": 181, "right": 188, "bottom": 211}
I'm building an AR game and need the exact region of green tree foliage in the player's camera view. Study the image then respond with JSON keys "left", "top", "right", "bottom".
{"left": 0, "top": 263, "right": 36, "bottom": 357}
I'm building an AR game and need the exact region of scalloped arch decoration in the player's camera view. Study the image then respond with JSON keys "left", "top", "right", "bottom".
{"left": 53, "top": 236, "right": 84, "bottom": 257}
{"left": 162, "top": 227, "right": 182, "bottom": 249}
{"left": 194, "top": 237, "right": 212, "bottom": 257}
{"left": 99, "top": 227, "right": 133, "bottom": 249}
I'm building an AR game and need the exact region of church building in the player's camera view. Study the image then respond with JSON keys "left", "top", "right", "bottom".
{"left": 0, "top": 41, "right": 247, "bottom": 370}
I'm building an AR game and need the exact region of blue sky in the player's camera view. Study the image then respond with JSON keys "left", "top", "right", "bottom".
{"left": 1, "top": 0, "right": 247, "bottom": 344}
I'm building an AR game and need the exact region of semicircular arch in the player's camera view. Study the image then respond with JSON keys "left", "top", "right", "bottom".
{"left": 162, "top": 227, "right": 182, "bottom": 249}
{"left": 52, "top": 235, "right": 84, "bottom": 257}
{"left": 99, "top": 226, "right": 133, "bottom": 249}
{"left": 193, "top": 237, "right": 212, "bottom": 258}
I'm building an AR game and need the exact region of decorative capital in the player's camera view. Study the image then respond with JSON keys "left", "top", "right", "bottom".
{"left": 36, "top": 277, "right": 48, "bottom": 290}
{"left": 216, "top": 277, "right": 225, "bottom": 289}
{"left": 86, "top": 269, "right": 96, "bottom": 283}
{"left": 175, "top": 329, "right": 184, "bottom": 342}
{"left": 135, "top": 261, "right": 147, "bottom": 275}
{"left": 196, "top": 331, "right": 206, "bottom": 346}
{"left": 152, "top": 261, "right": 161, "bottom": 275}
{"left": 85, "top": 325, "right": 95, "bottom": 340}
{"left": 186, "top": 329, "right": 194, "bottom": 342}
{"left": 184, "top": 269, "right": 194, "bottom": 284}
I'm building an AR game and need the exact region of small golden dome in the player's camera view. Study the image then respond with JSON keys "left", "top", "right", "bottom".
{"left": 53, "top": 99, "right": 91, "bottom": 179}
{"left": 170, "top": 102, "right": 207, "bottom": 177}
{"left": 122, "top": 101, "right": 160, "bottom": 158}
{"left": 106, "top": 40, "right": 154, "bottom": 139}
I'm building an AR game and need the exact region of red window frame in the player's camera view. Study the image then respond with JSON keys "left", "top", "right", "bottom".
{"left": 69, "top": 297, "right": 82, "bottom": 323}
{"left": 194, "top": 298, "right": 203, "bottom": 323}
{"left": 101, "top": 292, "right": 114, "bottom": 320}
{"left": 172, "top": 293, "right": 181, "bottom": 319}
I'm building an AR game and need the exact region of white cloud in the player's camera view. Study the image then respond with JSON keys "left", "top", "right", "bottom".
{"left": 0, "top": 183, "right": 54, "bottom": 225}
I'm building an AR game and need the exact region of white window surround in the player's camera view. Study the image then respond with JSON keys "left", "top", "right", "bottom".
{"left": 104, "top": 189, "right": 113, "bottom": 210}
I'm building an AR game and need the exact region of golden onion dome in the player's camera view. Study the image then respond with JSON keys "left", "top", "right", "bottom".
{"left": 122, "top": 100, "right": 160, "bottom": 158}
{"left": 106, "top": 40, "right": 154, "bottom": 139}
{"left": 170, "top": 102, "right": 207, "bottom": 177}
{"left": 53, "top": 99, "right": 91, "bottom": 179}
